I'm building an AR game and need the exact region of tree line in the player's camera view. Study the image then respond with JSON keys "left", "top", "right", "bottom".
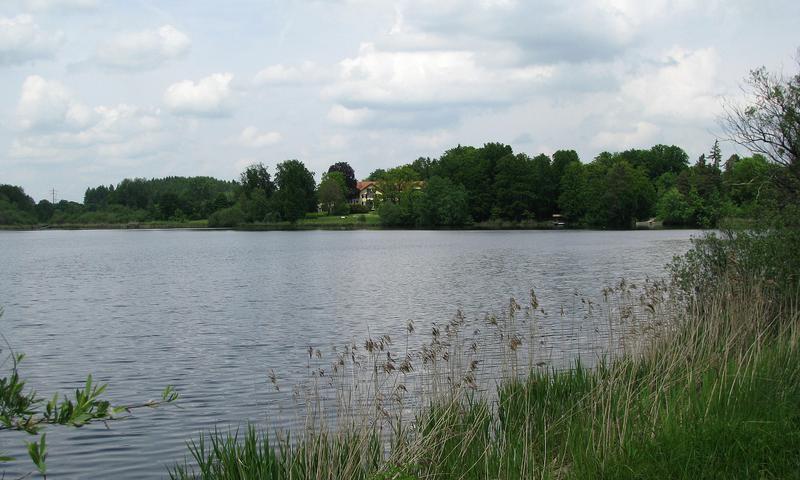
{"left": 366, "top": 141, "right": 776, "bottom": 228}
{"left": 0, "top": 177, "right": 237, "bottom": 226}
{"left": 0, "top": 141, "right": 778, "bottom": 229}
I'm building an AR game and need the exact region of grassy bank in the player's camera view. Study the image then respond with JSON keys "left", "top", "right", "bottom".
{"left": 239, "top": 213, "right": 382, "bottom": 230}
{"left": 3, "top": 213, "right": 716, "bottom": 231}
{"left": 0, "top": 214, "right": 382, "bottom": 231}
{"left": 0, "top": 220, "right": 210, "bottom": 230}
{"left": 169, "top": 230, "right": 800, "bottom": 479}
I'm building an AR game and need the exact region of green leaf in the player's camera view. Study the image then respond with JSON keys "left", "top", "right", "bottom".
{"left": 26, "top": 434, "right": 46, "bottom": 475}
{"left": 161, "top": 385, "right": 180, "bottom": 403}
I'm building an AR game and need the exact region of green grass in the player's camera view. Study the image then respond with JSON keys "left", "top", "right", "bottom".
{"left": 298, "top": 213, "right": 381, "bottom": 227}
{"left": 241, "top": 213, "right": 381, "bottom": 230}
{"left": 0, "top": 220, "right": 210, "bottom": 230}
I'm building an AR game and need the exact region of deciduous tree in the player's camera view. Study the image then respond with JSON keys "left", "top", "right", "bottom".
{"left": 274, "top": 159, "right": 316, "bottom": 222}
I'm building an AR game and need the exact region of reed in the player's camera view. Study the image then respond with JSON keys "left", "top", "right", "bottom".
{"left": 170, "top": 250, "right": 800, "bottom": 479}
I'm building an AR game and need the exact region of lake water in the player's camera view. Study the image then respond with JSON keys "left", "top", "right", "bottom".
{"left": 0, "top": 229, "right": 700, "bottom": 478}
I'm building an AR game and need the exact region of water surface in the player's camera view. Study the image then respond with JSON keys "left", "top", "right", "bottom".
{"left": 0, "top": 229, "right": 699, "bottom": 478}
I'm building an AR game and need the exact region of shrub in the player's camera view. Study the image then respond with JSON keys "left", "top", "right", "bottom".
{"left": 208, "top": 206, "right": 245, "bottom": 227}
{"left": 349, "top": 204, "right": 370, "bottom": 214}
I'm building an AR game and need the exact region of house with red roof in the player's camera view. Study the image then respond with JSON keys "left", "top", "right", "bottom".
{"left": 353, "top": 181, "right": 381, "bottom": 210}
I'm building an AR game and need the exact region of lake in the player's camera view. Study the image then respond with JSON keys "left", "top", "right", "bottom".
{"left": 0, "top": 229, "right": 700, "bottom": 478}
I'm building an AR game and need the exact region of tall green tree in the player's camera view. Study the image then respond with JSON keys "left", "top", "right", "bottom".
{"left": 530, "top": 153, "right": 555, "bottom": 219}
{"left": 84, "top": 185, "right": 111, "bottom": 209}
{"left": 318, "top": 171, "right": 349, "bottom": 215}
{"left": 411, "top": 157, "right": 435, "bottom": 179}
{"left": 656, "top": 188, "right": 693, "bottom": 225}
{"left": 378, "top": 189, "right": 422, "bottom": 227}
{"left": 586, "top": 159, "right": 655, "bottom": 228}
{"left": 551, "top": 150, "right": 580, "bottom": 198}
{"left": 647, "top": 144, "right": 690, "bottom": 179}
{"left": 558, "top": 161, "right": 589, "bottom": 221}
{"left": 274, "top": 159, "right": 316, "bottom": 222}
{"left": 366, "top": 168, "right": 387, "bottom": 181}
{"left": 493, "top": 153, "right": 536, "bottom": 220}
{"left": 722, "top": 58, "right": 800, "bottom": 200}
{"left": 0, "top": 184, "right": 37, "bottom": 225}
{"left": 433, "top": 143, "right": 512, "bottom": 221}
{"left": 239, "top": 163, "right": 275, "bottom": 198}
{"left": 708, "top": 140, "right": 722, "bottom": 169}
{"left": 416, "top": 176, "right": 470, "bottom": 226}
{"left": 375, "top": 165, "right": 421, "bottom": 205}
{"left": 326, "top": 162, "right": 357, "bottom": 200}
{"left": 724, "top": 154, "right": 771, "bottom": 206}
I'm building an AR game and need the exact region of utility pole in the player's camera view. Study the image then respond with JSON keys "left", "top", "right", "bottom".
{"left": 49, "top": 188, "right": 57, "bottom": 204}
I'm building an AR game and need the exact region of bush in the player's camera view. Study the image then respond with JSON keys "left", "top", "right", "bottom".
{"left": 349, "top": 203, "right": 370, "bottom": 214}
{"left": 670, "top": 224, "right": 800, "bottom": 303}
{"left": 332, "top": 201, "right": 351, "bottom": 216}
{"left": 0, "top": 205, "right": 37, "bottom": 225}
{"left": 208, "top": 206, "right": 245, "bottom": 227}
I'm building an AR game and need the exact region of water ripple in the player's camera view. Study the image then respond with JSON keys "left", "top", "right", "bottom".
{"left": 0, "top": 229, "right": 699, "bottom": 478}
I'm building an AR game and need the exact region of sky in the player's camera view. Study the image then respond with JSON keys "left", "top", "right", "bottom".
{"left": 0, "top": 0, "right": 798, "bottom": 202}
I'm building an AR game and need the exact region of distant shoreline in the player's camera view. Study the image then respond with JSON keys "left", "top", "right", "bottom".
{"left": 0, "top": 221, "right": 695, "bottom": 232}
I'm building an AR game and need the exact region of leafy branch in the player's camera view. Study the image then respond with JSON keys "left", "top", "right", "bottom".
{"left": 0, "top": 307, "right": 179, "bottom": 477}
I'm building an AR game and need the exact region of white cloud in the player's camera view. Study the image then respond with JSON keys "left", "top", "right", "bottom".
{"left": 410, "top": 130, "right": 453, "bottom": 149}
{"left": 622, "top": 47, "right": 721, "bottom": 121}
{"left": 95, "top": 24, "right": 190, "bottom": 71}
{"left": 327, "top": 104, "right": 372, "bottom": 126}
{"left": 591, "top": 121, "right": 659, "bottom": 151}
{"left": 11, "top": 76, "right": 166, "bottom": 162}
{"left": 0, "top": 15, "right": 63, "bottom": 66}
{"left": 253, "top": 61, "right": 330, "bottom": 85}
{"left": 387, "top": 0, "right": 646, "bottom": 64}
{"left": 322, "top": 134, "right": 350, "bottom": 150}
{"left": 324, "top": 43, "right": 553, "bottom": 108}
{"left": 163, "top": 73, "right": 234, "bottom": 116}
{"left": 579, "top": 47, "right": 723, "bottom": 153}
{"left": 600, "top": 0, "right": 699, "bottom": 27}
{"left": 21, "top": 0, "right": 98, "bottom": 11}
{"left": 237, "top": 126, "right": 282, "bottom": 147}
{"left": 17, "top": 75, "right": 93, "bottom": 131}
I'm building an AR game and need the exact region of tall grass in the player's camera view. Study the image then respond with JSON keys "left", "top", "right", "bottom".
{"left": 170, "top": 244, "right": 800, "bottom": 479}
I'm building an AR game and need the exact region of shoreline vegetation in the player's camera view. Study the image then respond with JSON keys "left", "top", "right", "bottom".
{"left": 0, "top": 220, "right": 679, "bottom": 231}
{"left": 0, "top": 218, "right": 699, "bottom": 231}
{"left": 0, "top": 138, "right": 777, "bottom": 232}
{"left": 165, "top": 228, "right": 800, "bottom": 480}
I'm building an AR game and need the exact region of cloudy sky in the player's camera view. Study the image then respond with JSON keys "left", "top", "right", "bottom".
{"left": 0, "top": 0, "right": 797, "bottom": 202}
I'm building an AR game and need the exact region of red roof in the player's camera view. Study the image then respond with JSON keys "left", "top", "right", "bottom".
{"left": 356, "top": 181, "right": 377, "bottom": 191}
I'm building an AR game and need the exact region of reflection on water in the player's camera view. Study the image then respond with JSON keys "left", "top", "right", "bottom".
{"left": 0, "top": 229, "right": 699, "bottom": 478}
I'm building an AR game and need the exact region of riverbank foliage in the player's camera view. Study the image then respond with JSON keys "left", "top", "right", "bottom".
{"left": 166, "top": 57, "right": 800, "bottom": 478}
{"left": 167, "top": 218, "right": 800, "bottom": 480}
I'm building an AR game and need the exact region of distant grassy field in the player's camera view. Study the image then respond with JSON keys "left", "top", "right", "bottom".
{"left": 241, "top": 213, "right": 382, "bottom": 230}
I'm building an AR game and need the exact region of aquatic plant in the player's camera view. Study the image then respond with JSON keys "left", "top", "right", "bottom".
{"left": 169, "top": 243, "right": 800, "bottom": 479}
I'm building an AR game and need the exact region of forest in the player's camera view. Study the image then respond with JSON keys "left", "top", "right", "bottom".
{"left": 0, "top": 140, "right": 778, "bottom": 229}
